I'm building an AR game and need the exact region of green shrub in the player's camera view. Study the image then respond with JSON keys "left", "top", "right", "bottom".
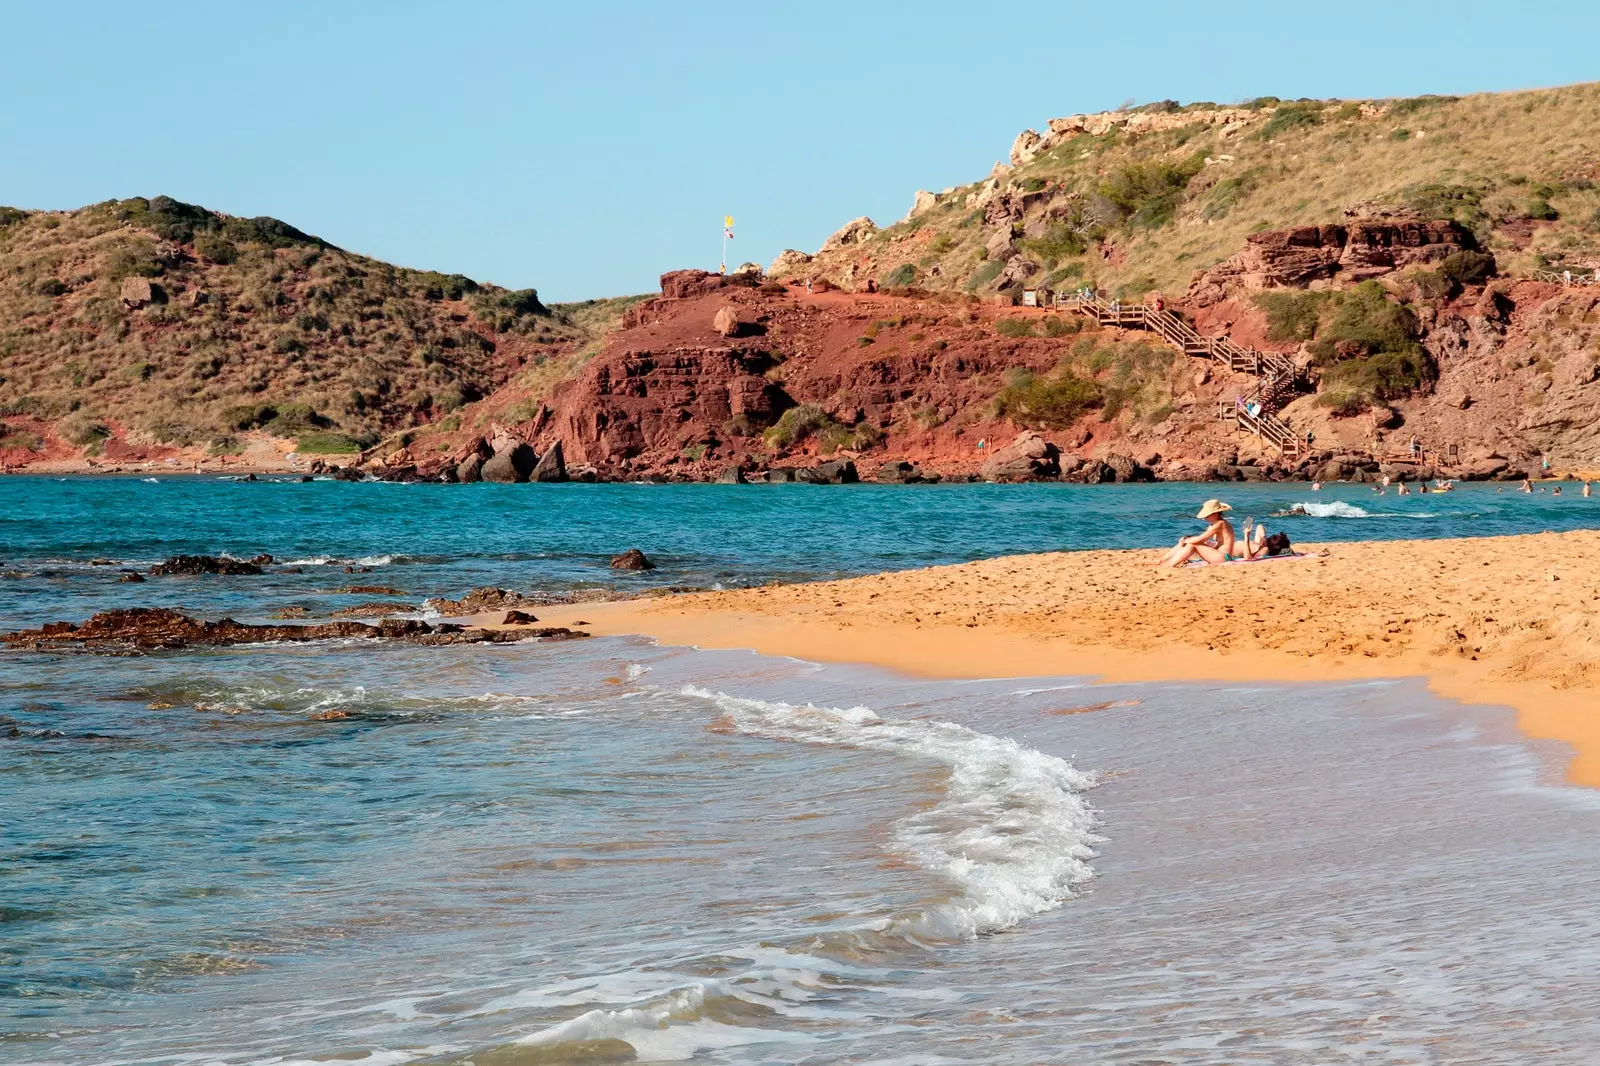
{"left": 1201, "top": 168, "right": 1263, "bottom": 221}
{"left": 36, "top": 278, "right": 67, "bottom": 296}
{"left": 195, "top": 235, "right": 237, "bottom": 264}
{"left": 995, "top": 318, "right": 1035, "bottom": 338}
{"left": 295, "top": 432, "right": 362, "bottom": 454}
{"left": 1021, "top": 223, "right": 1087, "bottom": 263}
{"left": 817, "top": 422, "right": 882, "bottom": 455}
{"left": 965, "top": 260, "right": 1004, "bottom": 290}
{"left": 1097, "top": 153, "right": 1206, "bottom": 229}
{"left": 106, "top": 246, "right": 163, "bottom": 280}
{"left": 1409, "top": 269, "right": 1455, "bottom": 301}
{"left": 1527, "top": 198, "right": 1559, "bottom": 221}
{"left": 928, "top": 233, "right": 955, "bottom": 256}
{"left": 1400, "top": 182, "right": 1490, "bottom": 232}
{"left": 1389, "top": 94, "right": 1460, "bottom": 115}
{"left": 1315, "top": 391, "right": 1373, "bottom": 417}
{"left": 1041, "top": 315, "right": 1082, "bottom": 338}
{"left": 1439, "top": 249, "right": 1496, "bottom": 286}
{"left": 763, "top": 404, "right": 830, "bottom": 449}
{"left": 882, "top": 263, "right": 917, "bottom": 288}
{"left": 207, "top": 436, "right": 244, "bottom": 456}
{"left": 1256, "top": 102, "right": 1323, "bottom": 140}
{"left": 1255, "top": 291, "right": 1327, "bottom": 342}
{"left": 995, "top": 368, "right": 1102, "bottom": 428}
{"left": 222, "top": 402, "right": 329, "bottom": 435}
{"left": 1307, "top": 281, "right": 1433, "bottom": 400}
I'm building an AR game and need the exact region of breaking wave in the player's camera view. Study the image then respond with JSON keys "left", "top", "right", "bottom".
{"left": 1272, "top": 500, "right": 1437, "bottom": 520}
{"left": 680, "top": 686, "right": 1101, "bottom": 941}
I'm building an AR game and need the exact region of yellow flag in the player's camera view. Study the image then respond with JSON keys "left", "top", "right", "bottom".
{"left": 724, "top": 216, "right": 734, "bottom": 227}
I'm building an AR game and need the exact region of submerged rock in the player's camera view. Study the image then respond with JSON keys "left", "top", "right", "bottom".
{"left": 148, "top": 555, "right": 264, "bottom": 576}
{"left": 0, "top": 608, "right": 586, "bottom": 651}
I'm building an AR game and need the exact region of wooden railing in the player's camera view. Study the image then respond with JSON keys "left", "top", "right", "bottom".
{"left": 1534, "top": 269, "right": 1600, "bottom": 286}
{"left": 1066, "top": 294, "right": 1305, "bottom": 460}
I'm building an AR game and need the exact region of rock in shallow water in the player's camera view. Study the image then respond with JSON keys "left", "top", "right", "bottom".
{"left": 148, "top": 555, "right": 264, "bottom": 576}
{"left": 422, "top": 586, "right": 540, "bottom": 616}
{"left": 609, "top": 549, "right": 656, "bottom": 571}
{"left": 0, "top": 608, "right": 586, "bottom": 651}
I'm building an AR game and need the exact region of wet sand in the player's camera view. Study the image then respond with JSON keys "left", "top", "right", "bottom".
{"left": 526, "top": 531, "right": 1600, "bottom": 786}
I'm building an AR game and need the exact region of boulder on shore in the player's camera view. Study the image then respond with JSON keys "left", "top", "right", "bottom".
{"left": 1104, "top": 453, "right": 1155, "bottom": 483}
{"left": 530, "top": 441, "right": 568, "bottom": 483}
{"left": 481, "top": 441, "right": 537, "bottom": 483}
{"left": 456, "top": 454, "right": 484, "bottom": 483}
{"left": 875, "top": 460, "right": 929, "bottom": 484}
{"left": 716, "top": 464, "right": 746, "bottom": 484}
{"left": 980, "top": 432, "right": 1061, "bottom": 482}
{"left": 799, "top": 459, "right": 859, "bottom": 484}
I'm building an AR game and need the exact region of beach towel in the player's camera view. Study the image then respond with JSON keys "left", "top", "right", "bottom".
{"left": 1184, "top": 551, "right": 1325, "bottom": 568}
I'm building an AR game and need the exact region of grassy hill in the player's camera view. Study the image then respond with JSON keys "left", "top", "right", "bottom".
{"left": 0, "top": 196, "right": 638, "bottom": 457}
{"left": 783, "top": 82, "right": 1600, "bottom": 301}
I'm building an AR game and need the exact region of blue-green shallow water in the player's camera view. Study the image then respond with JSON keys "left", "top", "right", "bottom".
{"left": 1, "top": 476, "right": 1596, "bottom": 629}
{"left": 5, "top": 477, "right": 1600, "bottom": 1065}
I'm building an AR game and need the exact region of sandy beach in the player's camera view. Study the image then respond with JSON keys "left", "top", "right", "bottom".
{"left": 532, "top": 530, "right": 1600, "bottom": 786}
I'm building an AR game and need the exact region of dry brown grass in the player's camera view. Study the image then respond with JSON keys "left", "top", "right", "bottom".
{"left": 0, "top": 198, "right": 641, "bottom": 450}
{"left": 813, "top": 82, "right": 1600, "bottom": 300}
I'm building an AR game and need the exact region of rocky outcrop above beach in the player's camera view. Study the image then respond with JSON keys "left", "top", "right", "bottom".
{"left": 0, "top": 608, "right": 587, "bottom": 651}
{"left": 1186, "top": 220, "right": 1481, "bottom": 306}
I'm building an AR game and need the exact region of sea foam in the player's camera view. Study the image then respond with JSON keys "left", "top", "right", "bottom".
{"left": 679, "top": 685, "right": 1102, "bottom": 941}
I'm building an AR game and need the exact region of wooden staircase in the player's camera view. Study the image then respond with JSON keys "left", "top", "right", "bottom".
{"left": 1066, "top": 294, "right": 1306, "bottom": 460}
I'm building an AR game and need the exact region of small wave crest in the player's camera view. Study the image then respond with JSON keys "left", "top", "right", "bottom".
{"left": 1273, "top": 500, "right": 1373, "bottom": 519}
{"left": 281, "top": 554, "right": 400, "bottom": 567}
{"left": 680, "top": 685, "right": 1101, "bottom": 942}
{"left": 1273, "top": 500, "right": 1439, "bottom": 520}
{"left": 128, "top": 680, "right": 548, "bottom": 721}
{"left": 511, "top": 979, "right": 803, "bottom": 1062}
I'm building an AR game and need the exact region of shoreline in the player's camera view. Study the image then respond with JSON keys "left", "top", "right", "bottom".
{"left": 523, "top": 531, "right": 1600, "bottom": 787}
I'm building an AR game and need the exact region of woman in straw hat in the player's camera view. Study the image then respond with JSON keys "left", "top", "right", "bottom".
{"left": 1157, "top": 499, "right": 1238, "bottom": 568}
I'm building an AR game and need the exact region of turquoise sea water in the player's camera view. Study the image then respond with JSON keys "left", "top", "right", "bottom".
{"left": 5, "top": 477, "right": 1600, "bottom": 1064}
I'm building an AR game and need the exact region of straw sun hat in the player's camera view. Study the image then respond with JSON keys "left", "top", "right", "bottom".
{"left": 1196, "top": 499, "right": 1232, "bottom": 520}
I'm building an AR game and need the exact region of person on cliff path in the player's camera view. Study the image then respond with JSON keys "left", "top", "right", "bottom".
{"left": 1157, "top": 499, "right": 1237, "bottom": 568}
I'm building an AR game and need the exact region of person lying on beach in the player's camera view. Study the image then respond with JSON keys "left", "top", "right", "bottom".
{"left": 1242, "top": 526, "right": 1294, "bottom": 560}
{"left": 1157, "top": 500, "right": 1236, "bottom": 568}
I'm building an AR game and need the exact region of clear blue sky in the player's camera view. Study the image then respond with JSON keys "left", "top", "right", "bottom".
{"left": 3, "top": 2, "right": 1594, "bottom": 301}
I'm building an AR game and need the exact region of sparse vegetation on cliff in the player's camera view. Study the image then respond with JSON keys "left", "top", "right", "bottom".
{"left": 0, "top": 196, "right": 637, "bottom": 456}
{"left": 785, "top": 82, "right": 1600, "bottom": 303}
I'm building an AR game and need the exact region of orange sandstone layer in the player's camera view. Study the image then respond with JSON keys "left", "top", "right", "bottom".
{"left": 527, "top": 532, "right": 1600, "bottom": 787}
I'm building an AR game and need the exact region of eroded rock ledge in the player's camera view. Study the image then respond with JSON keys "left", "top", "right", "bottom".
{"left": 1, "top": 608, "right": 586, "bottom": 651}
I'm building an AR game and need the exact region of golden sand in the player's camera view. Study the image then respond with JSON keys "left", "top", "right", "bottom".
{"left": 517, "top": 531, "right": 1600, "bottom": 786}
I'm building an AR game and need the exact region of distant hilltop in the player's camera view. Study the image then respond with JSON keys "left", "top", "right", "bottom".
{"left": 0, "top": 196, "right": 642, "bottom": 468}
{"left": 770, "top": 83, "right": 1600, "bottom": 302}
